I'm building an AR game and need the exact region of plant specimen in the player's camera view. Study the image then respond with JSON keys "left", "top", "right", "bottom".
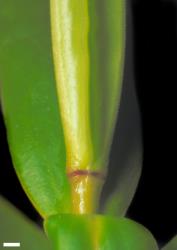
{"left": 0, "top": 0, "right": 176, "bottom": 249}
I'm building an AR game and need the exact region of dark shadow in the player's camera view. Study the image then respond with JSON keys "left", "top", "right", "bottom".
{"left": 128, "top": 0, "right": 177, "bottom": 246}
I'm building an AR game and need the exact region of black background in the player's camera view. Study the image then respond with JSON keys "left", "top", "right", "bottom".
{"left": 0, "top": 0, "right": 177, "bottom": 248}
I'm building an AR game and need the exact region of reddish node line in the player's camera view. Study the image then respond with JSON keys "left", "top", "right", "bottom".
{"left": 67, "top": 169, "right": 106, "bottom": 181}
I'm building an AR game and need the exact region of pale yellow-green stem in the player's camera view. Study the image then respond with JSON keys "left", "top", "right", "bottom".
{"left": 69, "top": 175, "right": 104, "bottom": 214}
{"left": 50, "top": 0, "right": 93, "bottom": 172}
{"left": 50, "top": 0, "right": 125, "bottom": 214}
{"left": 50, "top": 0, "right": 101, "bottom": 214}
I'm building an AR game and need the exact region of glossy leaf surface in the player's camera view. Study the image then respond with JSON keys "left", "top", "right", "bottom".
{"left": 0, "top": 196, "right": 51, "bottom": 250}
{"left": 100, "top": 4, "right": 142, "bottom": 216}
{"left": 0, "top": 0, "right": 71, "bottom": 218}
{"left": 0, "top": 0, "right": 141, "bottom": 220}
{"left": 45, "top": 214, "right": 159, "bottom": 250}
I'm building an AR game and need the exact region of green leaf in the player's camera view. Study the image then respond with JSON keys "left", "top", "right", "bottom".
{"left": 162, "top": 236, "right": 177, "bottom": 250}
{"left": 44, "top": 214, "right": 158, "bottom": 250}
{"left": 100, "top": 73, "right": 142, "bottom": 217}
{"left": 0, "top": 0, "right": 71, "bottom": 218}
{"left": 0, "top": 0, "right": 139, "bottom": 219}
{"left": 100, "top": 5, "right": 142, "bottom": 216}
{"left": 0, "top": 196, "right": 51, "bottom": 250}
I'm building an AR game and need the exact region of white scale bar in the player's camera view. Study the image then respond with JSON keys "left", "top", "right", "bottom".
{"left": 3, "top": 243, "right": 20, "bottom": 247}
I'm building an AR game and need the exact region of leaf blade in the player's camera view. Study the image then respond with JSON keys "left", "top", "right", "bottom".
{"left": 45, "top": 214, "right": 158, "bottom": 250}
{"left": 0, "top": 196, "right": 52, "bottom": 250}
{"left": 162, "top": 236, "right": 177, "bottom": 250}
{"left": 0, "top": 0, "right": 71, "bottom": 218}
{"left": 99, "top": 4, "right": 142, "bottom": 216}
